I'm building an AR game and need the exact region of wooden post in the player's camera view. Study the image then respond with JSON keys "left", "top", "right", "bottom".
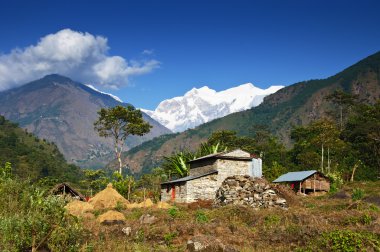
{"left": 299, "top": 181, "right": 301, "bottom": 193}
{"left": 314, "top": 174, "right": 316, "bottom": 193}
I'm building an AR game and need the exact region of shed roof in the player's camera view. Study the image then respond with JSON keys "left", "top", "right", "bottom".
{"left": 161, "top": 170, "right": 218, "bottom": 185}
{"left": 50, "top": 182, "right": 86, "bottom": 201}
{"left": 272, "top": 170, "right": 318, "bottom": 183}
{"left": 188, "top": 149, "right": 252, "bottom": 164}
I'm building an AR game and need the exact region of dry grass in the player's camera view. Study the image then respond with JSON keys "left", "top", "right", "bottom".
{"left": 76, "top": 181, "right": 380, "bottom": 251}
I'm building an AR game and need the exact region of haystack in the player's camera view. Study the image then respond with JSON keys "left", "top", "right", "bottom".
{"left": 97, "top": 210, "right": 126, "bottom": 225}
{"left": 65, "top": 200, "right": 94, "bottom": 217}
{"left": 126, "top": 198, "right": 154, "bottom": 209}
{"left": 89, "top": 183, "right": 129, "bottom": 210}
{"left": 139, "top": 198, "right": 154, "bottom": 208}
{"left": 156, "top": 201, "right": 171, "bottom": 209}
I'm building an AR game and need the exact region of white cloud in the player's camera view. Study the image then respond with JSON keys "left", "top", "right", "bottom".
{"left": 142, "top": 49, "right": 154, "bottom": 55}
{"left": 0, "top": 29, "right": 160, "bottom": 91}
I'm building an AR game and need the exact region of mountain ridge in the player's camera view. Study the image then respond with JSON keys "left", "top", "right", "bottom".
{"left": 0, "top": 74, "right": 171, "bottom": 168}
{"left": 143, "top": 83, "right": 284, "bottom": 132}
{"left": 111, "top": 51, "right": 380, "bottom": 175}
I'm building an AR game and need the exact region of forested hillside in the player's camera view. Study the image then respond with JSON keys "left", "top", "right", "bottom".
{"left": 111, "top": 51, "right": 380, "bottom": 175}
{"left": 0, "top": 115, "right": 82, "bottom": 182}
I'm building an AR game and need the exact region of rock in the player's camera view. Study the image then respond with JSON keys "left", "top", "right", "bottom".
{"left": 122, "top": 226, "right": 132, "bottom": 236}
{"left": 214, "top": 176, "right": 288, "bottom": 209}
{"left": 276, "top": 199, "right": 287, "bottom": 204}
{"left": 139, "top": 214, "right": 157, "bottom": 225}
{"left": 187, "top": 235, "right": 238, "bottom": 252}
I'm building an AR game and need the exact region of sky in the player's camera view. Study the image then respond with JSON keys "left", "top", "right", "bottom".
{"left": 0, "top": 0, "right": 380, "bottom": 110}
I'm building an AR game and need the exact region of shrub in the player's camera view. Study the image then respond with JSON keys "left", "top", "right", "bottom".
{"left": 352, "top": 188, "right": 364, "bottom": 201}
{"left": 0, "top": 178, "right": 85, "bottom": 251}
{"left": 321, "top": 230, "right": 379, "bottom": 251}
{"left": 168, "top": 206, "right": 179, "bottom": 218}
{"left": 195, "top": 210, "right": 209, "bottom": 223}
{"left": 163, "top": 232, "right": 177, "bottom": 246}
{"left": 264, "top": 214, "right": 281, "bottom": 227}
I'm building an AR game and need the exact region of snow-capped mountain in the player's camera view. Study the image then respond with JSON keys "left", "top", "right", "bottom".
{"left": 86, "top": 84, "right": 123, "bottom": 103}
{"left": 142, "top": 83, "right": 284, "bottom": 132}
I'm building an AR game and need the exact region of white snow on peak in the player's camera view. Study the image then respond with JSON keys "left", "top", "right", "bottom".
{"left": 142, "top": 82, "right": 284, "bottom": 132}
{"left": 85, "top": 84, "right": 123, "bottom": 103}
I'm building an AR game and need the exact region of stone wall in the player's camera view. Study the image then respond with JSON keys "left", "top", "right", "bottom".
{"left": 215, "top": 175, "right": 288, "bottom": 209}
{"left": 189, "top": 159, "right": 217, "bottom": 176}
{"left": 161, "top": 182, "right": 187, "bottom": 203}
{"left": 215, "top": 159, "right": 251, "bottom": 186}
{"left": 186, "top": 173, "right": 219, "bottom": 202}
{"left": 185, "top": 159, "right": 251, "bottom": 203}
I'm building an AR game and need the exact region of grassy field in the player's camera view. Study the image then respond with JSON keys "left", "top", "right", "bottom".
{"left": 77, "top": 181, "right": 380, "bottom": 251}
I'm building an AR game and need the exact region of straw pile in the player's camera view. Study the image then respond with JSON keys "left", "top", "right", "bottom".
{"left": 126, "top": 198, "right": 155, "bottom": 209}
{"left": 89, "top": 183, "right": 130, "bottom": 210}
{"left": 97, "top": 210, "right": 126, "bottom": 225}
{"left": 65, "top": 200, "right": 94, "bottom": 217}
{"left": 156, "top": 201, "right": 171, "bottom": 209}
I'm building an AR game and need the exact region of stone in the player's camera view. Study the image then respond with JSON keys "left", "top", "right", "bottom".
{"left": 122, "top": 226, "right": 132, "bottom": 236}
{"left": 139, "top": 214, "right": 157, "bottom": 225}
{"left": 187, "top": 235, "right": 238, "bottom": 252}
{"left": 214, "top": 176, "right": 288, "bottom": 209}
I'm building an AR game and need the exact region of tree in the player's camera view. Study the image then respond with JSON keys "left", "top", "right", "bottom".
{"left": 94, "top": 105, "right": 152, "bottom": 174}
{"left": 343, "top": 101, "right": 380, "bottom": 178}
{"left": 325, "top": 89, "right": 358, "bottom": 131}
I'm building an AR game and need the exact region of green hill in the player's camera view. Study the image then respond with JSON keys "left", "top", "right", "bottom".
{"left": 0, "top": 115, "right": 82, "bottom": 182}
{"left": 110, "top": 51, "right": 380, "bottom": 175}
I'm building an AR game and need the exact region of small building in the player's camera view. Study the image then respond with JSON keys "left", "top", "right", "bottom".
{"left": 161, "top": 149, "right": 262, "bottom": 203}
{"left": 273, "top": 170, "right": 330, "bottom": 193}
{"left": 51, "top": 182, "right": 86, "bottom": 201}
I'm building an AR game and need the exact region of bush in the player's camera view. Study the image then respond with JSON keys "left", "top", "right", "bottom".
{"left": 195, "top": 210, "right": 209, "bottom": 223}
{"left": 168, "top": 206, "right": 179, "bottom": 218}
{"left": 0, "top": 178, "right": 86, "bottom": 251}
{"left": 352, "top": 188, "right": 364, "bottom": 201}
{"left": 321, "top": 230, "right": 379, "bottom": 251}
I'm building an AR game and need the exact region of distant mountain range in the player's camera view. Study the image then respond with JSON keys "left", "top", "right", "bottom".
{"left": 112, "top": 51, "right": 380, "bottom": 175}
{"left": 142, "top": 84, "right": 283, "bottom": 132}
{"left": 0, "top": 74, "right": 171, "bottom": 168}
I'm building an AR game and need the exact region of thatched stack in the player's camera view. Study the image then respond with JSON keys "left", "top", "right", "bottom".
{"left": 215, "top": 175, "right": 288, "bottom": 209}
{"left": 89, "top": 183, "right": 130, "bottom": 209}
{"left": 97, "top": 210, "right": 126, "bottom": 225}
{"left": 65, "top": 200, "right": 94, "bottom": 217}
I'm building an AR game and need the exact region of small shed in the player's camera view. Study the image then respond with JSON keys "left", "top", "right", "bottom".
{"left": 51, "top": 183, "right": 86, "bottom": 201}
{"left": 273, "top": 170, "right": 330, "bottom": 193}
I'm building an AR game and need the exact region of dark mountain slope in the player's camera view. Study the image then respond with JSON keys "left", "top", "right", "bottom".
{"left": 0, "top": 75, "right": 171, "bottom": 168}
{"left": 112, "top": 51, "right": 380, "bottom": 175}
{"left": 0, "top": 115, "right": 82, "bottom": 182}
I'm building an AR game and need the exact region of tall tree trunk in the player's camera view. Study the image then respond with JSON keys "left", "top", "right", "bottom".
{"left": 350, "top": 162, "right": 359, "bottom": 182}
{"left": 128, "top": 180, "right": 131, "bottom": 201}
{"left": 327, "top": 147, "right": 331, "bottom": 173}
{"left": 340, "top": 105, "right": 343, "bottom": 131}
{"left": 321, "top": 144, "right": 324, "bottom": 173}
{"left": 115, "top": 141, "right": 123, "bottom": 175}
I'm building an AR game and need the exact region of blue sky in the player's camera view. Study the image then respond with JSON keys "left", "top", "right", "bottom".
{"left": 1, "top": 0, "right": 380, "bottom": 109}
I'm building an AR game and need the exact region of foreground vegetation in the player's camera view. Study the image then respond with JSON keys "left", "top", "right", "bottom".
{"left": 2, "top": 159, "right": 380, "bottom": 252}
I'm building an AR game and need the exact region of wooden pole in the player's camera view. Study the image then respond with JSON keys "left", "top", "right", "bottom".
{"left": 314, "top": 175, "right": 316, "bottom": 193}
{"left": 299, "top": 181, "right": 301, "bottom": 193}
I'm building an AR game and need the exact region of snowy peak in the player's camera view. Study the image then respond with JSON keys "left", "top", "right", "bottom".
{"left": 85, "top": 84, "right": 123, "bottom": 103}
{"left": 143, "top": 83, "right": 284, "bottom": 132}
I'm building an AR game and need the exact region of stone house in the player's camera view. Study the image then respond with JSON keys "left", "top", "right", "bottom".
{"left": 161, "top": 149, "right": 262, "bottom": 203}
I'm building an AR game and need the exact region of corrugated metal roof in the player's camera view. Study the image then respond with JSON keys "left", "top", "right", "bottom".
{"left": 272, "top": 170, "right": 318, "bottom": 183}
{"left": 161, "top": 170, "right": 218, "bottom": 185}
